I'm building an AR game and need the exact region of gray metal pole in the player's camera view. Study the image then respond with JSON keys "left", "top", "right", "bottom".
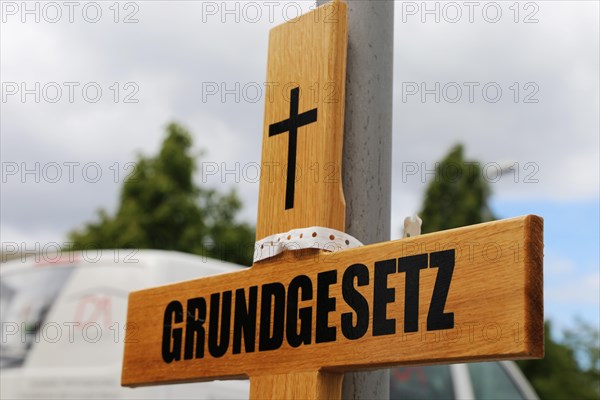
{"left": 316, "top": 0, "right": 394, "bottom": 398}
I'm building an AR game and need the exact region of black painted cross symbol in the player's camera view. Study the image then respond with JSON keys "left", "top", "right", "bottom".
{"left": 269, "top": 87, "right": 318, "bottom": 210}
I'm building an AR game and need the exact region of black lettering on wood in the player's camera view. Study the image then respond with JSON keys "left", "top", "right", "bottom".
{"left": 286, "top": 275, "right": 313, "bottom": 347}
{"left": 259, "top": 283, "right": 286, "bottom": 351}
{"left": 341, "top": 263, "right": 370, "bottom": 340}
{"left": 316, "top": 270, "right": 337, "bottom": 343}
{"left": 373, "top": 259, "right": 397, "bottom": 336}
{"left": 398, "top": 254, "right": 428, "bottom": 333}
{"left": 208, "top": 291, "right": 232, "bottom": 358}
{"left": 184, "top": 297, "right": 206, "bottom": 360}
{"left": 232, "top": 286, "right": 257, "bottom": 355}
{"left": 428, "top": 250, "right": 455, "bottom": 331}
{"left": 162, "top": 300, "right": 183, "bottom": 363}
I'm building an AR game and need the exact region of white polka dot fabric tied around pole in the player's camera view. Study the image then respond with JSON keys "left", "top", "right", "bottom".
{"left": 253, "top": 227, "right": 364, "bottom": 263}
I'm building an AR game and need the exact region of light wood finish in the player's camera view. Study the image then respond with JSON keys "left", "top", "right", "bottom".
{"left": 121, "top": 1, "right": 545, "bottom": 397}
{"left": 253, "top": 2, "right": 348, "bottom": 395}
{"left": 250, "top": 371, "right": 343, "bottom": 400}
{"left": 122, "top": 215, "right": 543, "bottom": 387}
{"left": 255, "top": 0, "right": 348, "bottom": 240}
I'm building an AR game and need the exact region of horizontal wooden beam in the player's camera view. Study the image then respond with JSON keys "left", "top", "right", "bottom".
{"left": 122, "top": 215, "right": 543, "bottom": 387}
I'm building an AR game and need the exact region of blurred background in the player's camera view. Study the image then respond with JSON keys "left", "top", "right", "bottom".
{"left": 1, "top": 1, "right": 598, "bottom": 399}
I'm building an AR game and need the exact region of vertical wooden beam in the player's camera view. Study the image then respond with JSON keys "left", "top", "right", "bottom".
{"left": 255, "top": 0, "right": 348, "bottom": 241}
{"left": 250, "top": 371, "right": 343, "bottom": 400}
{"left": 251, "top": 2, "right": 348, "bottom": 397}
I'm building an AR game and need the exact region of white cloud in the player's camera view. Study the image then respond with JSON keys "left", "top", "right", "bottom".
{"left": 2, "top": 1, "right": 598, "bottom": 335}
{"left": 545, "top": 252, "right": 576, "bottom": 277}
{"left": 1, "top": 0, "right": 598, "bottom": 246}
{"left": 547, "top": 272, "right": 600, "bottom": 305}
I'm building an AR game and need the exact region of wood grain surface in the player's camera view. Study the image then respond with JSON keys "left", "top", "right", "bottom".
{"left": 122, "top": 215, "right": 544, "bottom": 387}
{"left": 121, "top": 2, "right": 545, "bottom": 397}
{"left": 250, "top": 371, "right": 343, "bottom": 399}
{"left": 255, "top": 0, "right": 348, "bottom": 240}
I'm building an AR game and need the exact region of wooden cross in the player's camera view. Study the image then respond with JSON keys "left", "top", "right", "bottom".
{"left": 121, "top": 2, "right": 544, "bottom": 399}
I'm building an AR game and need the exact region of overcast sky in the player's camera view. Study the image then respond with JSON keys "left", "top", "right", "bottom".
{"left": 1, "top": 1, "right": 598, "bottom": 332}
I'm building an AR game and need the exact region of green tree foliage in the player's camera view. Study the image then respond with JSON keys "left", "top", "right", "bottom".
{"left": 518, "top": 322, "right": 600, "bottom": 400}
{"left": 417, "top": 144, "right": 600, "bottom": 399}
{"left": 419, "top": 144, "right": 494, "bottom": 234}
{"left": 563, "top": 319, "right": 600, "bottom": 397}
{"left": 69, "top": 122, "right": 255, "bottom": 265}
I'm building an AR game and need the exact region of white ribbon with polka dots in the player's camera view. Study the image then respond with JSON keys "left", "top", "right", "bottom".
{"left": 253, "top": 227, "right": 363, "bottom": 263}
{"left": 253, "top": 215, "right": 422, "bottom": 263}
